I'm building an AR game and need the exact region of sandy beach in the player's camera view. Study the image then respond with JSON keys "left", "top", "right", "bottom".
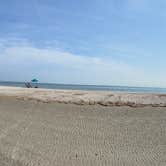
{"left": 0, "top": 86, "right": 166, "bottom": 165}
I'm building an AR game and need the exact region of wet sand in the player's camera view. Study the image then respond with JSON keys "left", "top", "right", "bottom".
{"left": 0, "top": 96, "right": 166, "bottom": 166}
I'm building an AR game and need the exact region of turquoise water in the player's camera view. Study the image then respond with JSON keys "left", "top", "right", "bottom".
{"left": 0, "top": 81, "right": 166, "bottom": 93}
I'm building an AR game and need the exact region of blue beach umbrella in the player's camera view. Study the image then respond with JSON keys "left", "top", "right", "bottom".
{"left": 31, "top": 78, "right": 38, "bottom": 83}
{"left": 31, "top": 78, "right": 39, "bottom": 88}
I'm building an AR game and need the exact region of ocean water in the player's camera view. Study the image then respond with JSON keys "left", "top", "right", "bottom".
{"left": 0, "top": 81, "right": 166, "bottom": 93}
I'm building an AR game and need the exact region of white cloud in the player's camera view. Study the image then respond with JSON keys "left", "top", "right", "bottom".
{"left": 0, "top": 38, "right": 165, "bottom": 87}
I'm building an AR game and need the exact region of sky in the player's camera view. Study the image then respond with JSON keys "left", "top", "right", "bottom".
{"left": 0, "top": 0, "right": 166, "bottom": 87}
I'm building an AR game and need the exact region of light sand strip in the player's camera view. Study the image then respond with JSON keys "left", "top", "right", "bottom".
{"left": 0, "top": 86, "right": 166, "bottom": 107}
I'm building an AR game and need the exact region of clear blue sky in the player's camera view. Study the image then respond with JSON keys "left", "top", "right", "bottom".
{"left": 0, "top": 0, "right": 166, "bottom": 87}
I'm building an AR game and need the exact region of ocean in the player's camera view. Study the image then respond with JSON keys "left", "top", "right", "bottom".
{"left": 0, "top": 81, "right": 166, "bottom": 93}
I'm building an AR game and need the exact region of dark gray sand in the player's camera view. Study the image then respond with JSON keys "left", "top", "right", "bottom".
{"left": 0, "top": 97, "right": 166, "bottom": 166}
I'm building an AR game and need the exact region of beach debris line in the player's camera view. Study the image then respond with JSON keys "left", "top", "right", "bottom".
{"left": 1, "top": 86, "right": 166, "bottom": 107}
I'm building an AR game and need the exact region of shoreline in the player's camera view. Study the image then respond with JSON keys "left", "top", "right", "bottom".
{"left": 0, "top": 86, "right": 166, "bottom": 107}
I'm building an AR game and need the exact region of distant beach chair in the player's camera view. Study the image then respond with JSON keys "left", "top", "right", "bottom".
{"left": 31, "top": 78, "right": 39, "bottom": 88}
{"left": 25, "top": 82, "right": 32, "bottom": 88}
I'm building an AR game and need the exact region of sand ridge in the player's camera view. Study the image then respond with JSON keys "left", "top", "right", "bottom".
{"left": 0, "top": 86, "right": 166, "bottom": 107}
